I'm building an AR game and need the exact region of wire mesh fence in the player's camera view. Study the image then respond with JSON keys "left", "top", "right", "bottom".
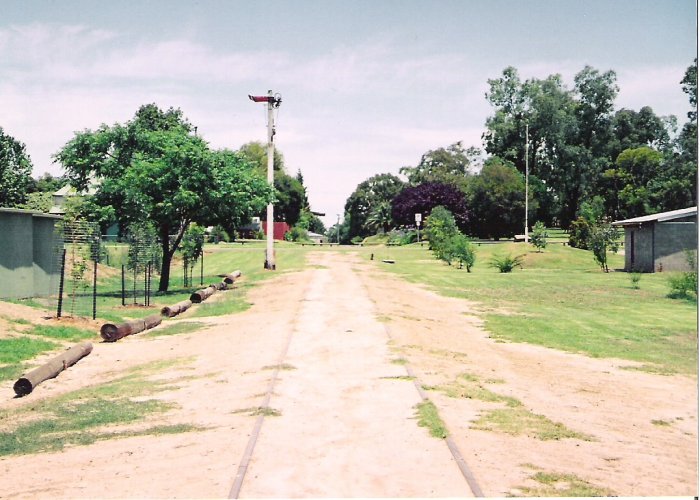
{"left": 35, "top": 219, "right": 162, "bottom": 319}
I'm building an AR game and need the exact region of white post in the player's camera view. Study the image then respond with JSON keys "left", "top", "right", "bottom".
{"left": 524, "top": 122, "right": 529, "bottom": 244}
{"left": 265, "top": 90, "right": 276, "bottom": 270}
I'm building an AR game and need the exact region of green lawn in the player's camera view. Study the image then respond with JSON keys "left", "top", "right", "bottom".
{"left": 0, "top": 241, "right": 314, "bottom": 379}
{"left": 365, "top": 242, "right": 697, "bottom": 375}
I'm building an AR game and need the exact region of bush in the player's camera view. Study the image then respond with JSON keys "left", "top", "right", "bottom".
{"left": 449, "top": 233, "right": 476, "bottom": 271}
{"left": 284, "top": 226, "right": 310, "bottom": 242}
{"left": 425, "top": 206, "right": 459, "bottom": 260}
{"left": 589, "top": 220, "right": 621, "bottom": 272}
{"left": 489, "top": 254, "right": 524, "bottom": 273}
{"left": 668, "top": 251, "right": 698, "bottom": 299}
{"left": 387, "top": 229, "right": 417, "bottom": 246}
{"left": 629, "top": 271, "right": 642, "bottom": 289}
{"left": 530, "top": 221, "right": 548, "bottom": 252}
{"left": 568, "top": 217, "right": 591, "bottom": 249}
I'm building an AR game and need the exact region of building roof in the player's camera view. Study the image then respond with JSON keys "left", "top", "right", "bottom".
{"left": 612, "top": 206, "right": 697, "bottom": 226}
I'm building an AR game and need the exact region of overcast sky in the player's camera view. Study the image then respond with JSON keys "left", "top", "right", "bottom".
{"left": 1, "top": 0, "right": 697, "bottom": 227}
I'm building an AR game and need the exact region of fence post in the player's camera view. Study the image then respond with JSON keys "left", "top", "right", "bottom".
{"left": 57, "top": 248, "right": 66, "bottom": 318}
{"left": 200, "top": 252, "right": 204, "bottom": 286}
{"left": 92, "top": 256, "right": 98, "bottom": 320}
{"left": 121, "top": 265, "right": 126, "bottom": 306}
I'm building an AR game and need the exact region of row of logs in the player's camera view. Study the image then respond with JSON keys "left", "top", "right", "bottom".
{"left": 13, "top": 270, "right": 242, "bottom": 397}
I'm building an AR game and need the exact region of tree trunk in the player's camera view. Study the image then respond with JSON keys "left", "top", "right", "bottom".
{"left": 159, "top": 225, "right": 172, "bottom": 292}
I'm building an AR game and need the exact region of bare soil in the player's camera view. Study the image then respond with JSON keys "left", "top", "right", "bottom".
{"left": 0, "top": 251, "right": 696, "bottom": 498}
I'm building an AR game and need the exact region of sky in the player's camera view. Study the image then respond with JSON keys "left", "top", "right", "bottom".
{"left": 1, "top": 0, "right": 697, "bottom": 228}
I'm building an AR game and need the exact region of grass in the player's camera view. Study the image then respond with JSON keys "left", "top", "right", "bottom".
{"left": 6, "top": 241, "right": 314, "bottom": 324}
{"left": 261, "top": 363, "right": 297, "bottom": 371}
{"left": 233, "top": 406, "right": 282, "bottom": 417}
{"left": 0, "top": 358, "right": 203, "bottom": 457}
{"left": 144, "top": 321, "right": 208, "bottom": 337}
{"left": 370, "top": 242, "right": 697, "bottom": 375}
{"left": 473, "top": 407, "right": 592, "bottom": 441}
{"left": 425, "top": 372, "right": 591, "bottom": 441}
{"left": 415, "top": 400, "right": 448, "bottom": 438}
{"left": 515, "top": 470, "right": 614, "bottom": 497}
{"left": 25, "top": 324, "right": 96, "bottom": 341}
{"left": 0, "top": 337, "right": 58, "bottom": 365}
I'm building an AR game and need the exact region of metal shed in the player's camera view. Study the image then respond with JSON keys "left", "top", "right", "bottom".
{"left": 612, "top": 207, "right": 697, "bottom": 272}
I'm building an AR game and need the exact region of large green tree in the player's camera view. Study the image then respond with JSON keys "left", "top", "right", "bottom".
{"left": 0, "top": 127, "right": 34, "bottom": 207}
{"left": 344, "top": 173, "right": 405, "bottom": 239}
{"left": 238, "top": 141, "right": 307, "bottom": 226}
{"left": 399, "top": 142, "right": 479, "bottom": 189}
{"left": 55, "top": 104, "right": 271, "bottom": 291}
{"left": 467, "top": 157, "right": 534, "bottom": 239}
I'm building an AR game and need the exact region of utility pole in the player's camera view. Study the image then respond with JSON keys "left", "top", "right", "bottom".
{"left": 524, "top": 122, "right": 529, "bottom": 244}
{"left": 249, "top": 90, "right": 282, "bottom": 269}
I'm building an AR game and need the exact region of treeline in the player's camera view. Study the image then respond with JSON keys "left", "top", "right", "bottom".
{"left": 339, "top": 60, "right": 697, "bottom": 243}
{"left": 0, "top": 104, "right": 321, "bottom": 291}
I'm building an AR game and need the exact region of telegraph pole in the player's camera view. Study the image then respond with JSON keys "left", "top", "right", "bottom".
{"left": 249, "top": 90, "right": 282, "bottom": 270}
{"left": 524, "top": 122, "right": 529, "bottom": 243}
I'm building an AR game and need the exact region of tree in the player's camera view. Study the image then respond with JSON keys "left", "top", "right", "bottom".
{"left": 55, "top": 104, "right": 271, "bottom": 291}
{"left": 424, "top": 206, "right": 459, "bottom": 262}
{"left": 296, "top": 209, "right": 325, "bottom": 234}
{"left": 400, "top": 142, "right": 480, "bottom": 189}
{"left": 391, "top": 182, "right": 469, "bottom": 232}
{"left": 238, "top": 141, "right": 307, "bottom": 226}
{"left": 467, "top": 157, "right": 532, "bottom": 239}
{"left": 0, "top": 127, "right": 34, "bottom": 207}
{"left": 344, "top": 173, "right": 405, "bottom": 239}
{"left": 589, "top": 219, "right": 621, "bottom": 273}
{"left": 366, "top": 201, "right": 393, "bottom": 234}
{"left": 272, "top": 171, "right": 306, "bottom": 226}
{"left": 530, "top": 221, "right": 548, "bottom": 252}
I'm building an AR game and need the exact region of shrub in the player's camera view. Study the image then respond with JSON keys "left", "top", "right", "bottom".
{"left": 489, "top": 254, "right": 524, "bottom": 273}
{"left": 530, "top": 221, "right": 548, "bottom": 252}
{"left": 568, "top": 217, "right": 591, "bottom": 249}
{"left": 284, "top": 226, "right": 310, "bottom": 242}
{"left": 668, "top": 251, "right": 698, "bottom": 299}
{"left": 425, "top": 206, "right": 459, "bottom": 260}
{"left": 629, "top": 271, "right": 642, "bottom": 289}
{"left": 449, "top": 233, "right": 476, "bottom": 272}
{"left": 387, "top": 229, "right": 417, "bottom": 246}
{"left": 589, "top": 220, "right": 621, "bottom": 272}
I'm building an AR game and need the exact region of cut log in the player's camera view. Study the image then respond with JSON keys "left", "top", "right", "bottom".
{"left": 212, "top": 282, "right": 227, "bottom": 291}
{"left": 190, "top": 285, "right": 217, "bottom": 303}
{"left": 100, "top": 314, "right": 162, "bottom": 342}
{"left": 161, "top": 300, "right": 193, "bottom": 318}
{"left": 222, "top": 270, "right": 242, "bottom": 284}
{"left": 382, "top": 259, "right": 396, "bottom": 264}
{"left": 14, "top": 342, "right": 93, "bottom": 396}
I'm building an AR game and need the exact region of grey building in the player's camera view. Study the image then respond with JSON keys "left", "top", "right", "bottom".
{"left": 612, "top": 207, "right": 697, "bottom": 273}
{"left": 0, "top": 208, "right": 62, "bottom": 299}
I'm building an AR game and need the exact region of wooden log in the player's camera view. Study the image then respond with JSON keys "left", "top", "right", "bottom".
{"left": 14, "top": 342, "right": 93, "bottom": 396}
{"left": 222, "top": 270, "right": 242, "bottom": 284}
{"left": 382, "top": 259, "right": 395, "bottom": 264}
{"left": 100, "top": 314, "right": 162, "bottom": 342}
{"left": 212, "top": 282, "right": 227, "bottom": 291}
{"left": 190, "top": 285, "right": 217, "bottom": 303}
{"left": 161, "top": 299, "right": 193, "bottom": 318}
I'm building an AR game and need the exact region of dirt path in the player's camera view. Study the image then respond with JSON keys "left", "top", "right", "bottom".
{"left": 0, "top": 250, "right": 696, "bottom": 497}
{"left": 357, "top": 254, "right": 698, "bottom": 497}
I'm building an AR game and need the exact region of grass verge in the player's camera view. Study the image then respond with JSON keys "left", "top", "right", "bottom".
{"left": 0, "top": 358, "right": 203, "bottom": 456}
{"left": 368, "top": 243, "right": 697, "bottom": 375}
